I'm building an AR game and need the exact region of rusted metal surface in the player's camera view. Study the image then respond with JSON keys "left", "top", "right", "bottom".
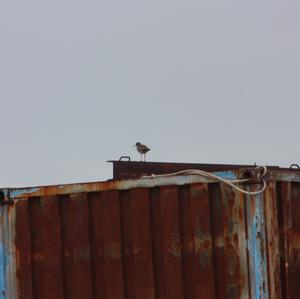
{"left": 8, "top": 170, "right": 239, "bottom": 199}
{"left": 0, "top": 192, "right": 17, "bottom": 299}
{"left": 246, "top": 187, "right": 269, "bottom": 299}
{"left": 278, "top": 182, "right": 300, "bottom": 299}
{"left": 1, "top": 166, "right": 300, "bottom": 298}
{"left": 264, "top": 182, "right": 281, "bottom": 299}
{"left": 108, "top": 160, "right": 282, "bottom": 180}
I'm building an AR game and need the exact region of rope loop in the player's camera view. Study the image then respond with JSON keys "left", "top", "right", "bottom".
{"left": 141, "top": 166, "right": 268, "bottom": 196}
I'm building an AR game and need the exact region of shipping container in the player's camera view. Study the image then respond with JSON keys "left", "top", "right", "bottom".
{"left": 0, "top": 161, "right": 300, "bottom": 299}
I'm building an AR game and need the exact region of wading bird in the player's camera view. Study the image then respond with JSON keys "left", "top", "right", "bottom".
{"left": 134, "top": 142, "right": 150, "bottom": 161}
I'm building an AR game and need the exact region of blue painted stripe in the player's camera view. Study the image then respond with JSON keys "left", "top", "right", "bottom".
{"left": 0, "top": 243, "right": 5, "bottom": 298}
{"left": 0, "top": 207, "right": 7, "bottom": 299}
{"left": 0, "top": 193, "right": 16, "bottom": 299}
{"left": 214, "top": 170, "right": 237, "bottom": 180}
{"left": 10, "top": 187, "right": 40, "bottom": 199}
{"left": 247, "top": 192, "right": 269, "bottom": 299}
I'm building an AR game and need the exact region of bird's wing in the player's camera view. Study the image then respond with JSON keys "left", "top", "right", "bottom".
{"left": 143, "top": 145, "right": 150, "bottom": 151}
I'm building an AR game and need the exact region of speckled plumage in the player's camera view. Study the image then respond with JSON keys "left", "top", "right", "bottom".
{"left": 135, "top": 142, "right": 150, "bottom": 161}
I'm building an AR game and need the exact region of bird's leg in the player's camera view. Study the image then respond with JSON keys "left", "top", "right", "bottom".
{"left": 140, "top": 153, "right": 142, "bottom": 162}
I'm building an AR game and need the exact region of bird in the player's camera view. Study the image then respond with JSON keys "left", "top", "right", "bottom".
{"left": 134, "top": 142, "right": 150, "bottom": 162}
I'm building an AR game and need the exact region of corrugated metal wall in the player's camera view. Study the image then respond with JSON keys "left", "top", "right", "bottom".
{"left": 277, "top": 182, "right": 300, "bottom": 299}
{"left": 14, "top": 183, "right": 250, "bottom": 299}
{"left": 1, "top": 171, "right": 300, "bottom": 299}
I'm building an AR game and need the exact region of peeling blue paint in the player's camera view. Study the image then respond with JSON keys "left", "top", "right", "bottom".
{"left": 0, "top": 243, "right": 5, "bottom": 298}
{"left": 247, "top": 193, "right": 269, "bottom": 299}
{"left": 0, "top": 204, "right": 16, "bottom": 299}
{"left": 10, "top": 187, "right": 40, "bottom": 199}
{"left": 214, "top": 171, "right": 237, "bottom": 180}
{"left": 0, "top": 207, "right": 8, "bottom": 299}
{"left": 7, "top": 173, "right": 237, "bottom": 200}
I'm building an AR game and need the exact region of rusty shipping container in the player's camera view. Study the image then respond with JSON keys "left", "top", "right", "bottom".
{"left": 0, "top": 161, "right": 300, "bottom": 299}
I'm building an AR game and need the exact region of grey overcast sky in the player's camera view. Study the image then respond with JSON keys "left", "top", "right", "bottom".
{"left": 0, "top": 0, "right": 299, "bottom": 187}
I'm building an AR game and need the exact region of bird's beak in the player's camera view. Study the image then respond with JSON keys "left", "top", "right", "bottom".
{"left": 133, "top": 145, "right": 136, "bottom": 147}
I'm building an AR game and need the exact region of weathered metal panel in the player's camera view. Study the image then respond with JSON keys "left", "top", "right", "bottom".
{"left": 0, "top": 192, "right": 17, "bottom": 299}
{"left": 264, "top": 182, "right": 281, "bottom": 299}
{"left": 2, "top": 167, "right": 300, "bottom": 299}
{"left": 279, "top": 182, "right": 291, "bottom": 299}
{"left": 221, "top": 184, "right": 249, "bottom": 299}
{"left": 120, "top": 189, "right": 154, "bottom": 299}
{"left": 108, "top": 160, "right": 281, "bottom": 180}
{"left": 15, "top": 199, "right": 33, "bottom": 299}
{"left": 41, "top": 195, "right": 64, "bottom": 299}
{"left": 8, "top": 170, "right": 238, "bottom": 199}
{"left": 99, "top": 190, "right": 124, "bottom": 299}
{"left": 246, "top": 188, "right": 269, "bottom": 299}
{"left": 278, "top": 182, "right": 300, "bottom": 299}
{"left": 179, "top": 183, "right": 215, "bottom": 299}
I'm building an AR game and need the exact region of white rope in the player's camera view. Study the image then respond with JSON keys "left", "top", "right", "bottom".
{"left": 141, "top": 166, "right": 267, "bottom": 196}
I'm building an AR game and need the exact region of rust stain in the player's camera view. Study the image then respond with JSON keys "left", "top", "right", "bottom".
{"left": 9, "top": 168, "right": 300, "bottom": 299}
{"left": 161, "top": 237, "right": 181, "bottom": 260}
{"left": 104, "top": 243, "right": 122, "bottom": 260}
